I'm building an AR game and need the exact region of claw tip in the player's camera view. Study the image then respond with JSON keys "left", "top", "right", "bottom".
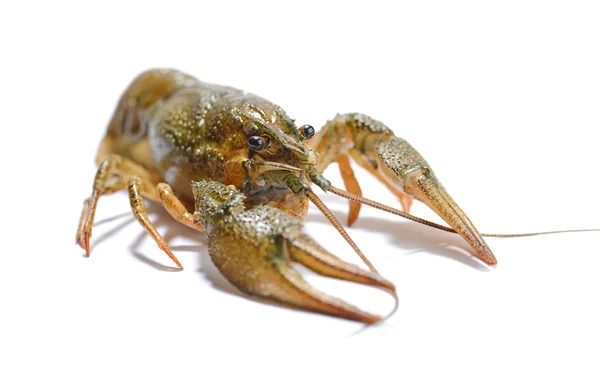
{"left": 485, "top": 256, "right": 498, "bottom": 266}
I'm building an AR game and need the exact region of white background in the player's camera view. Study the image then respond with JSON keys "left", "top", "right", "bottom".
{"left": 1, "top": 1, "right": 599, "bottom": 370}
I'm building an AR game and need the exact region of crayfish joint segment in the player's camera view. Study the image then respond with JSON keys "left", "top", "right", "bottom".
{"left": 192, "top": 180, "right": 396, "bottom": 323}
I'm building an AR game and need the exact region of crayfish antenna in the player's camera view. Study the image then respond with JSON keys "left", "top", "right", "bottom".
{"left": 327, "top": 184, "right": 600, "bottom": 259}
{"left": 305, "top": 189, "right": 380, "bottom": 273}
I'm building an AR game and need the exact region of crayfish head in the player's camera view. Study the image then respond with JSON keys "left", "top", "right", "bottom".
{"left": 231, "top": 95, "right": 328, "bottom": 192}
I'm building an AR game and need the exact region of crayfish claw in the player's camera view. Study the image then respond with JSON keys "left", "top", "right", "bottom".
{"left": 192, "top": 180, "right": 395, "bottom": 323}
{"left": 287, "top": 234, "right": 395, "bottom": 293}
{"left": 274, "top": 260, "right": 383, "bottom": 324}
{"left": 377, "top": 137, "right": 497, "bottom": 265}
{"left": 312, "top": 113, "right": 496, "bottom": 265}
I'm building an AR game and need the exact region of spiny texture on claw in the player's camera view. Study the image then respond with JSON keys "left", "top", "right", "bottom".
{"left": 192, "top": 180, "right": 395, "bottom": 323}
{"left": 377, "top": 137, "right": 497, "bottom": 265}
{"left": 315, "top": 113, "right": 496, "bottom": 265}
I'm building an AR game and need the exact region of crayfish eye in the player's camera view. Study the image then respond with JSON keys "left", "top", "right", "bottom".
{"left": 300, "top": 125, "right": 315, "bottom": 139}
{"left": 248, "top": 136, "right": 266, "bottom": 151}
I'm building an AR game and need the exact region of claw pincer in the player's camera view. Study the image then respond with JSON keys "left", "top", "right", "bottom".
{"left": 192, "top": 180, "right": 396, "bottom": 323}
{"left": 376, "top": 137, "right": 497, "bottom": 265}
{"left": 316, "top": 113, "right": 497, "bottom": 265}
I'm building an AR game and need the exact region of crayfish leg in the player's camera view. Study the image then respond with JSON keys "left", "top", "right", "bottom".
{"left": 336, "top": 154, "right": 362, "bottom": 226}
{"left": 76, "top": 154, "right": 202, "bottom": 269}
{"left": 127, "top": 176, "right": 183, "bottom": 269}
{"left": 76, "top": 154, "right": 152, "bottom": 255}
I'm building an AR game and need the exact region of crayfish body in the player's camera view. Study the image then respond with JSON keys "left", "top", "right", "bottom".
{"left": 77, "top": 69, "right": 497, "bottom": 322}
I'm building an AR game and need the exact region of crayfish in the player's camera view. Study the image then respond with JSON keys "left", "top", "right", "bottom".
{"left": 77, "top": 69, "right": 586, "bottom": 323}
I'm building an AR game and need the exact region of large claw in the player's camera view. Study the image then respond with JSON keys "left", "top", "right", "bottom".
{"left": 375, "top": 136, "right": 497, "bottom": 265}
{"left": 192, "top": 180, "right": 396, "bottom": 323}
{"left": 315, "top": 113, "right": 496, "bottom": 265}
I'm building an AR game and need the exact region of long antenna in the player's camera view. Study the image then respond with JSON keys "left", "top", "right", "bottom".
{"left": 306, "top": 189, "right": 379, "bottom": 273}
{"left": 327, "top": 184, "right": 600, "bottom": 238}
